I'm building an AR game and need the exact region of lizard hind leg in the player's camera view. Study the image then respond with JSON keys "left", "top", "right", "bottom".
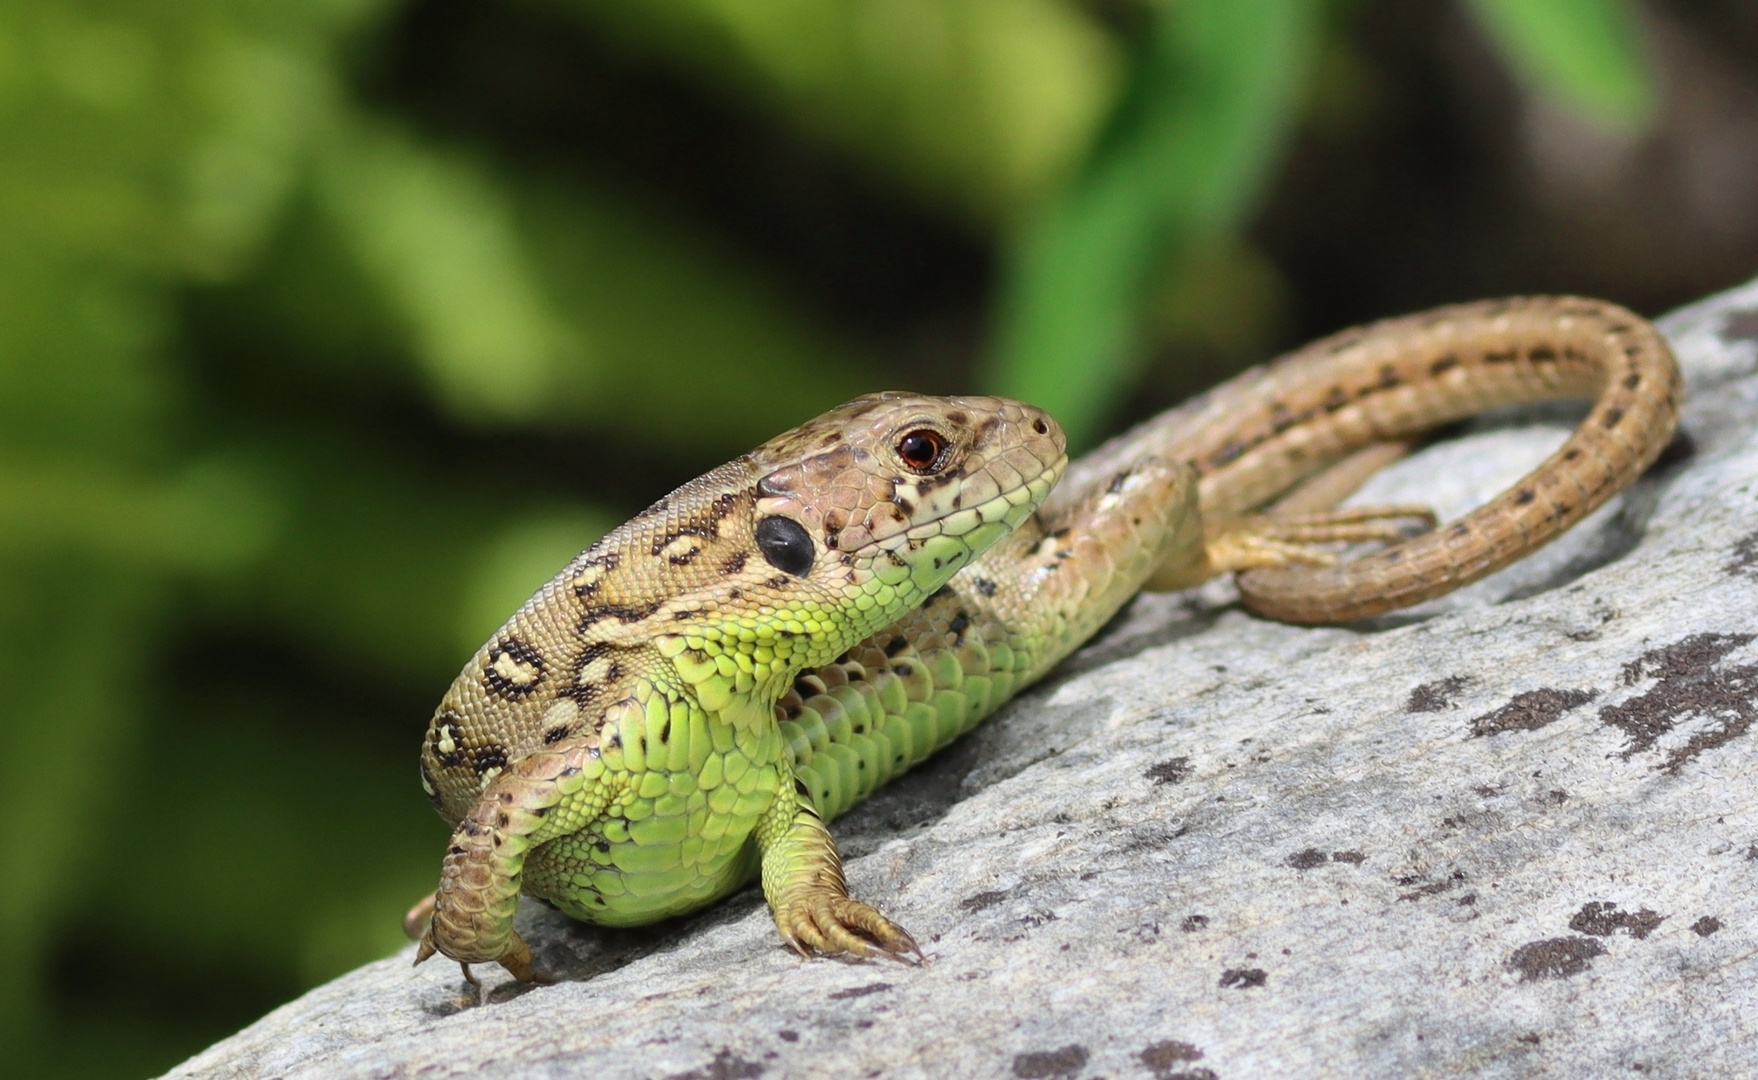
{"left": 1208, "top": 505, "right": 1437, "bottom": 573}
{"left": 1145, "top": 504, "right": 1436, "bottom": 593}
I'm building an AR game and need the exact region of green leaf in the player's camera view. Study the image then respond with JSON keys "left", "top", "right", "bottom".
{"left": 1465, "top": 0, "right": 1655, "bottom": 131}
{"left": 986, "top": 0, "right": 1320, "bottom": 448}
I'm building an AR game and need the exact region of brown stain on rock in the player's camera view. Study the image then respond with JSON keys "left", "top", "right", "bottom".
{"left": 1507, "top": 936, "right": 1606, "bottom": 981}
{"left": 1725, "top": 530, "right": 1758, "bottom": 577}
{"left": 665, "top": 1048, "right": 765, "bottom": 1080}
{"left": 1600, "top": 633, "right": 1758, "bottom": 772}
{"left": 1219, "top": 967, "right": 1268, "bottom": 989}
{"left": 827, "top": 982, "right": 892, "bottom": 1001}
{"left": 1569, "top": 901, "right": 1665, "bottom": 939}
{"left": 1145, "top": 757, "right": 1194, "bottom": 785}
{"left": 1470, "top": 688, "right": 1599, "bottom": 736}
{"left": 1012, "top": 1045, "right": 1089, "bottom": 1079}
{"left": 960, "top": 890, "right": 1009, "bottom": 913}
{"left": 1407, "top": 675, "right": 1470, "bottom": 713}
{"left": 1141, "top": 1040, "right": 1214, "bottom": 1080}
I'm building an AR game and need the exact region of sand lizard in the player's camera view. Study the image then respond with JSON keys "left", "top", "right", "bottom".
{"left": 410, "top": 296, "right": 1680, "bottom": 982}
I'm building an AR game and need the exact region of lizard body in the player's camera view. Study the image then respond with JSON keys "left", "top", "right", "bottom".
{"left": 414, "top": 297, "right": 1680, "bottom": 981}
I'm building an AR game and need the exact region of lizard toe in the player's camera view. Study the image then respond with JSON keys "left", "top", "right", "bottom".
{"left": 777, "top": 892, "right": 922, "bottom": 963}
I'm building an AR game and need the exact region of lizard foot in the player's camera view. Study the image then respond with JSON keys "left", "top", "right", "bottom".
{"left": 414, "top": 925, "right": 555, "bottom": 984}
{"left": 1207, "top": 504, "right": 1436, "bottom": 574}
{"left": 775, "top": 891, "right": 924, "bottom": 964}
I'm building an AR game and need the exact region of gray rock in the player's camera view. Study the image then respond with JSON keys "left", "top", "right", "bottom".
{"left": 165, "top": 280, "right": 1758, "bottom": 1080}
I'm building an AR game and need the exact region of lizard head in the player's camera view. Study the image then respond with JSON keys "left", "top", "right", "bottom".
{"left": 744, "top": 392, "right": 1066, "bottom": 628}
{"left": 421, "top": 393, "right": 1062, "bottom": 816}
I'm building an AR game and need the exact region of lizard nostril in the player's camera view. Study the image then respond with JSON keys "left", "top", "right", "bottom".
{"left": 1032, "top": 418, "right": 1049, "bottom": 435}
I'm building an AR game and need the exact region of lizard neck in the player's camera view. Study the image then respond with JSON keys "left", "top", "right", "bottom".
{"left": 655, "top": 627, "right": 798, "bottom": 735}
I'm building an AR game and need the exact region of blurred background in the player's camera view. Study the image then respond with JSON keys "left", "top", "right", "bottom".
{"left": 2, "top": 0, "right": 1755, "bottom": 1074}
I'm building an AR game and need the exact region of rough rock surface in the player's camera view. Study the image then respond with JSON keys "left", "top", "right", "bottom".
{"left": 167, "top": 281, "right": 1758, "bottom": 1079}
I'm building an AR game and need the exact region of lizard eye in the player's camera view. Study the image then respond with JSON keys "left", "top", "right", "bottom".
{"left": 896, "top": 429, "right": 946, "bottom": 474}
{"left": 755, "top": 516, "right": 815, "bottom": 576}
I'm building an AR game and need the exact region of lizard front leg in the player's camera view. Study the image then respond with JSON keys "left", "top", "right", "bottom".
{"left": 416, "top": 737, "right": 621, "bottom": 982}
{"left": 756, "top": 771, "right": 921, "bottom": 962}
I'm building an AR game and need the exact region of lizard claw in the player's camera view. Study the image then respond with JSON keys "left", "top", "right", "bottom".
{"left": 776, "top": 891, "right": 925, "bottom": 964}
{"left": 414, "top": 925, "right": 555, "bottom": 984}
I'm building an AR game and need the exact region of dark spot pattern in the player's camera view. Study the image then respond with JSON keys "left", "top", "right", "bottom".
{"left": 566, "top": 644, "right": 620, "bottom": 705}
{"left": 1470, "top": 688, "right": 1598, "bottom": 736}
{"left": 1507, "top": 937, "right": 1605, "bottom": 981}
{"left": 1219, "top": 968, "right": 1267, "bottom": 989}
{"left": 1012, "top": 1045, "right": 1088, "bottom": 1079}
{"left": 1570, "top": 901, "right": 1664, "bottom": 939}
{"left": 578, "top": 602, "right": 663, "bottom": 630}
{"left": 1600, "top": 633, "right": 1758, "bottom": 772}
{"left": 1145, "top": 757, "right": 1192, "bottom": 785}
{"left": 1724, "top": 531, "right": 1758, "bottom": 578}
{"left": 828, "top": 982, "right": 891, "bottom": 1001}
{"left": 483, "top": 638, "right": 546, "bottom": 699}
{"left": 1407, "top": 675, "right": 1469, "bottom": 713}
{"left": 572, "top": 552, "right": 618, "bottom": 598}
{"left": 1286, "top": 849, "right": 1328, "bottom": 870}
{"left": 433, "top": 715, "right": 465, "bottom": 768}
{"left": 471, "top": 743, "right": 508, "bottom": 776}
{"left": 1398, "top": 870, "right": 1466, "bottom": 901}
{"left": 664, "top": 1048, "right": 765, "bottom": 1080}
{"left": 960, "top": 890, "right": 1009, "bottom": 912}
{"left": 1691, "top": 916, "right": 1722, "bottom": 936}
{"left": 1140, "top": 1041, "right": 1212, "bottom": 1080}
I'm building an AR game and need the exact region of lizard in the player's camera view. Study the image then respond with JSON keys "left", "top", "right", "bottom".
{"left": 410, "top": 296, "right": 1680, "bottom": 983}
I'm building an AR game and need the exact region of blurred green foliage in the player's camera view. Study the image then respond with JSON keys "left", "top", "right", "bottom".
{"left": 0, "top": 0, "right": 1652, "bottom": 1075}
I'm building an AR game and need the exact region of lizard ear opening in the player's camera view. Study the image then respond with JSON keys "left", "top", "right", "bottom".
{"left": 755, "top": 516, "right": 815, "bottom": 576}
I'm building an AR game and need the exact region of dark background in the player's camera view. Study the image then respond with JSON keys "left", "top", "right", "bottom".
{"left": 4, "top": 1, "right": 1755, "bottom": 1076}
